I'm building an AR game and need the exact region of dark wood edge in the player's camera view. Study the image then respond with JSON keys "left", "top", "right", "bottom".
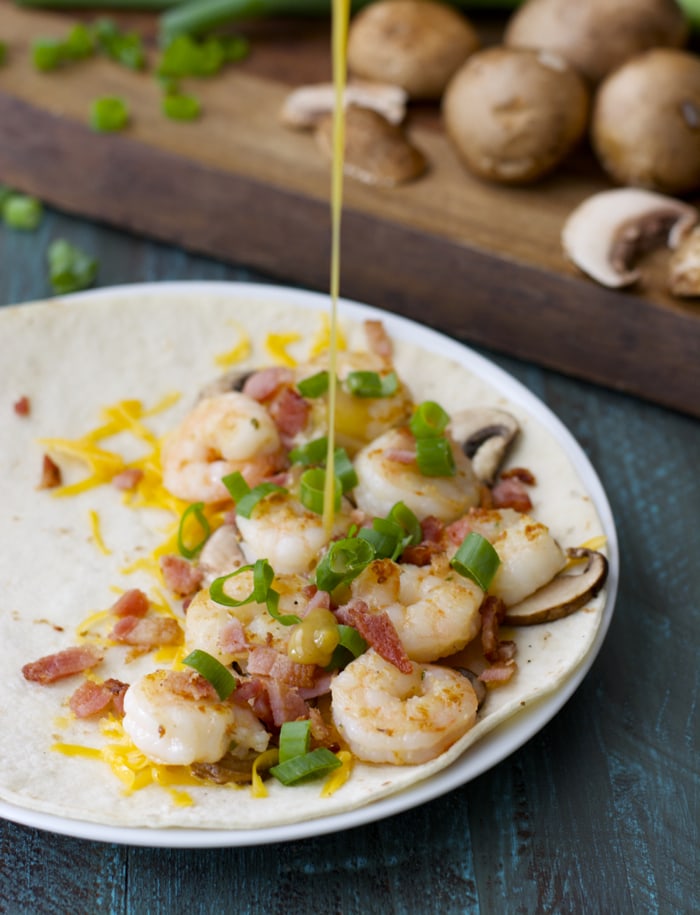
{"left": 2, "top": 93, "right": 697, "bottom": 418}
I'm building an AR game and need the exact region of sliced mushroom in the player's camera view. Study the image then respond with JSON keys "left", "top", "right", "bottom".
{"left": 315, "top": 105, "right": 427, "bottom": 187}
{"left": 448, "top": 408, "right": 520, "bottom": 485}
{"left": 562, "top": 188, "right": 698, "bottom": 288}
{"left": 281, "top": 80, "right": 408, "bottom": 129}
{"left": 198, "top": 370, "right": 253, "bottom": 402}
{"left": 503, "top": 547, "right": 608, "bottom": 626}
{"left": 456, "top": 667, "right": 487, "bottom": 708}
{"left": 669, "top": 227, "right": 700, "bottom": 297}
{"left": 198, "top": 524, "right": 246, "bottom": 587}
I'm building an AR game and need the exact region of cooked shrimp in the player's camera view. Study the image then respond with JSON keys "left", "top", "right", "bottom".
{"left": 353, "top": 427, "right": 480, "bottom": 522}
{"left": 185, "top": 569, "right": 307, "bottom": 665}
{"left": 331, "top": 649, "right": 478, "bottom": 765}
{"left": 122, "top": 669, "right": 269, "bottom": 766}
{"left": 161, "top": 391, "right": 285, "bottom": 503}
{"left": 235, "top": 488, "right": 355, "bottom": 575}
{"left": 448, "top": 507, "right": 567, "bottom": 606}
{"left": 350, "top": 557, "right": 483, "bottom": 662}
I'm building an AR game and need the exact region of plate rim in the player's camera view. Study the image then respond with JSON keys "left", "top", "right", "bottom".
{"left": 0, "top": 280, "right": 619, "bottom": 847}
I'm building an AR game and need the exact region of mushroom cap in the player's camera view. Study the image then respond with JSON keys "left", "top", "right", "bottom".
{"left": 449, "top": 407, "right": 520, "bottom": 485}
{"left": 591, "top": 48, "right": 700, "bottom": 195}
{"left": 504, "top": 0, "right": 688, "bottom": 85}
{"left": 347, "top": 0, "right": 480, "bottom": 100}
{"left": 669, "top": 227, "right": 700, "bottom": 297}
{"left": 443, "top": 46, "right": 589, "bottom": 185}
{"left": 562, "top": 188, "right": 698, "bottom": 288}
{"left": 503, "top": 548, "right": 608, "bottom": 626}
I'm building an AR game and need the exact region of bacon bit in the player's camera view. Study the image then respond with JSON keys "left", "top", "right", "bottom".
{"left": 267, "top": 385, "right": 311, "bottom": 443}
{"left": 13, "top": 396, "right": 30, "bottom": 416}
{"left": 444, "top": 515, "right": 472, "bottom": 546}
{"left": 110, "top": 588, "right": 149, "bottom": 619}
{"left": 298, "top": 671, "right": 333, "bottom": 700}
{"left": 247, "top": 646, "right": 317, "bottom": 688}
{"left": 479, "top": 485, "right": 494, "bottom": 509}
{"left": 22, "top": 645, "right": 103, "bottom": 684}
{"left": 384, "top": 448, "right": 416, "bottom": 465}
{"left": 233, "top": 677, "right": 265, "bottom": 705}
{"left": 110, "top": 615, "right": 182, "bottom": 650}
{"left": 69, "top": 679, "right": 115, "bottom": 718}
{"left": 421, "top": 516, "right": 444, "bottom": 543}
{"left": 308, "top": 705, "right": 336, "bottom": 747}
{"left": 338, "top": 599, "right": 413, "bottom": 674}
{"left": 160, "top": 554, "right": 203, "bottom": 597}
{"left": 112, "top": 468, "right": 144, "bottom": 491}
{"left": 501, "top": 466, "right": 536, "bottom": 485}
{"left": 479, "top": 661, "right": 516, "bottom": 685}
{"left": 491, "top": 476, "right": 533, "bottom": 512}
{"left": 38, "top": 454, "right": 62, "bottom": 490}
{"left": 165, "top": 669, "right": 219, "bottom": 701}
{"left": 242, "top": 367, "right": 294, "bottom": 402}
{"left": 103, "top": 678, "right": 129, "bottom": 716}
{"left": 364, "top": 319, "right": 393, "bottom": 360}
{"left": 479, "top": 595, "right": 517, "bottom": 674}
{"left": 304, "top": 588, "right": 331, "bottom": 613}
{"left": 265, "top": 679, "right": 309, "bottom": 727}
{"left": 220, "top": 618, "right": 247, "bottom": 654}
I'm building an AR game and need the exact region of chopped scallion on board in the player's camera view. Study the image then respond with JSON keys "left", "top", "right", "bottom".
{"left": 90, "top": 96, "right": 130, "bottom": 132}
{"left": 3, "top": 195, "right": 43, "bottom": 231}
{"left": 47, "top": 239, "right": 98, "bottom": 295}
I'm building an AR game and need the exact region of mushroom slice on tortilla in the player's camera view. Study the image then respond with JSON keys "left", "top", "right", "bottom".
{"left": 669, "top": 227, "right": 700, "bottom": 297}
{"left": 562, "top": 188, "right": 698, "bottom": 288}
{"left": 503, "top": 547, "right": 608, "bottom": 626}
{"left": 449, "top": 408, "right": 519, "bottom": 485}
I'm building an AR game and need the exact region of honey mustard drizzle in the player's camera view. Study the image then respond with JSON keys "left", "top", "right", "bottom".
{"left": 322, "top": 0, "right": 351, "bottom": 535}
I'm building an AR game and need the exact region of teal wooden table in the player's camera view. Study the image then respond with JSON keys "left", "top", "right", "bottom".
{"left": 0, "top": 207, "right": 698, "bottom": 915}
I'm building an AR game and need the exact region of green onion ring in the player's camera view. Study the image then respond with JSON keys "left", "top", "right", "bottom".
{"left": 450, "top": 532, "right": 501, "bottom": 591}
{"left": 182, "top": 648, "right": 236, "bottom": 701}
{"left": 270, "top": 747, "right": 342, "bottom": 786}
{"left": 345, "top": 370, "right": 398, "bottom": 398}
{"left": 177, "top": 502, "right": 210, "bottom": 559}
{"left": 278, "top": 720, "right": 312, "bottom": 763}
{"left": 297, "top": 370, "right": 330, "bottom": 398}
{"left": 415, "top": 436, "right": 456, "bottom": 477}
{"left": 410, "top": 400, "right": 451, "bottom": 439}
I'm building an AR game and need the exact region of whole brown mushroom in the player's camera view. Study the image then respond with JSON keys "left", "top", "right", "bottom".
{"left": 504, "top": 0, "right": 688, "bottom": 85}
{"left": 591, "top": 48, "right": 700, "bottom": 195}
{"left": 347, "top": 0, "right": 480, "bottom": 100}
{"left": 443, "top": 47, "right": 589, "bottom": 185}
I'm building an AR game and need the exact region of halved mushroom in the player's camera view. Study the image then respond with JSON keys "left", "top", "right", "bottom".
{"left": 281, "top": 80, "right": 408, "bottom": 129}
{"left": 562, "top": 188, "right": 698, "bottom": 288}
{"left": 315, "top": 105, "right": 427, "bottom": 187}
{"left": 503, "top": 547, "right": 608, "bottom": 626}
{"left": 669, "top": 227, "right": 700, "bottom": 297}
{"left": 449, "top": 408, "right": 520, "bottom": 485}
{"left": 456, "top": 668, "right": 487, "bottom": 708}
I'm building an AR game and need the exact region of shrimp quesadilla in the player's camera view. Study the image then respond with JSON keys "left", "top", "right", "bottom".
{"left": 0, "top": 283, "right": 615, "bottom": 833}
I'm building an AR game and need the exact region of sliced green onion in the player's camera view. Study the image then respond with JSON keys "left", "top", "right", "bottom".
{"left": 182, "top": 648, "right": 236, "bottom": 701}
{"left": 297, "top": 370, "right": 329, "bottom": 398}
{"left": 325, "top": 624, "right": 367, "bottom": 671}
{"left": 410, "top": 401, "right": 450, "bottom": 439}
{"left": 252, "top": 558, "right": 274, "bottom": 603}
{"left": 358, "top": 517, "right": 404, "bottom": 560}
{"left": 221, "top": 470, "right": 250, "bottom": 502}
{"left": 209, "top": 563, "right": 256, "bottom": 607}
{"left": 300, "top": 468, "right": 341, "bottom": 516}
{"left": 163, "top": 91, "right": 202, "bottom": 121}
{"left": 333, "top": 447, "right": 358, "bottom": 494}
{"left": 450, "top": 532, "right": 501, "bottom": 591}
{"left": 387, "top": 501, "right": 422, "bottom": 547}
{"left": 278, "top": 720, "right": 311, "bottom": 764}
{"left": 177, "top": 501, "right": 210, "bottom": 559}
{"left": 270, "top": 747, "right": 342, "bottom": 786}
{"left": 345, "top": 370, "right": 398, "bottom": 398}
{"left": 90, "top": 96, "right": 129, "bottom": 132}
{"left": 415, "top": 436, "right": 456, "bottom": 477}
{"left": 47, "top": 239, "right": 98, "bottom": 295}
{"left": 263, "top": 588, "right": 301, "bottom": 626}
{"left": 315, "top": 537, "right": 375, "bottom": 593}
{"left": 3, "top": 195, "right": 42, "bottom": 231}
{"left": 288, "top": 436, "right": 328, "bottom": 466}
{"left": 235, "top": 482, "right": 286, "bottom": 518}
{"left": 92, "top": 19, "right": 146, "bottom": 70}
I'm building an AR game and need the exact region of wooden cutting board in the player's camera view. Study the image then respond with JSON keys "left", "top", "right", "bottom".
{"left": 1, "top": 3, "right": 699, "bottom": 417}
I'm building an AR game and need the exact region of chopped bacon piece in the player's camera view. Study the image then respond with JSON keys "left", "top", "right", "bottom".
{"left": 304, "top": 588, "right": 331, "bottom": 613}
{"left": 69, "top": 679, "right": 115, "bottom": 718}
{"left": 220, "top": 618, "right": 248, "bottom": 654}
{"left": 298, "top": 672, "right": 333, "bottom": 700}
{"left": 233, "top": 677, "right": 266, "bottom": 705}
{"left": 265, "top": 680, "right": 309, "bottom": 727}
{"left": 242, "top": 367, "right": 294, "bottom": 402}
{"left": 401, "top": 543, "right": 440, "bottom": 566}
{"left": 110, "top": 615, "right": 182, "bottom": 650}
{"left": 267, "top": 385, "right": 310, "bottom": 442}
{"left": 160, "top": 554, "right": 203, "bottom": 597}
{"left": 364, "top": 319, "right": 393, "bottom": 359}
{"left": 22, "top": 645, "right": 103, "bottom": 684}
{"left": 38, "top": 454, "right": 62, "bottom": 490}
{"left": 110, "top": 588, "right": 149, "bottom": 619}
{"left": 165, "top": 669, "right": 219, "bottom": 701}
{"left": 247, "top": 646, "right": 317, "bottom": 688}
{"left": 479, "top": 595, "right": 517, "bottom": 675}
{"left": 444, "top": 515, "right": 472, "bottom": 546}
{"left": 479, "top": 661, "right": 516, "bottom": 685}
{"left": 103, "top": 678, "right": 129, "bottom": 716}
{"left": 421, "top": 516, "right": 444, "bottom": 543}
{"left": 501, "top": 467, "right": 536, "bottom": 485}
{"left": 13, "top": 396, "right": 30, "bottom": 416}
{"left": 384, "top": 448, "right": 416, "bottom": 465}
{"left": 491, "top": 477, "right": 533, "bottom": 512}
{"left": 112, "top": 468, "right": 144, "bottom": 491}
{"left": 308, "top": 706, "right": 336, "bottom": 747}
{"left": 337, "top": 599, "right": 412, "bottom": 674}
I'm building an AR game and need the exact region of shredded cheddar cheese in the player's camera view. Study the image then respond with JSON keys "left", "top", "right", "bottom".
{"left": 214, "top": 323, "right": 252, "bottom": 369}
{"left": 321, "top": 750, "right": 353, "bottom": 797}
{"left": 88, "top": 509, "right": 112, "bottom": 556}
{"left": 265, "top": 332, "right": 302, "bottom": 367}
{"left": 309, "top": 312, "right": 347, "bottom": 359}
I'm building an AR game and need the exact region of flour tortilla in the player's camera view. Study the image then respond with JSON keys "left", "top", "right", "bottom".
{"left": 0, "top": 282, "right": 614, "bottom": 831}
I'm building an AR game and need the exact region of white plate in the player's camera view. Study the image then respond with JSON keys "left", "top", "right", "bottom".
{"left": 0, "top": 281, "right": 618, "bottom": 848}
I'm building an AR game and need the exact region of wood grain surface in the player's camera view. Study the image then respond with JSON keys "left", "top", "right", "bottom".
{"left": 0, "top": 206, "right": 698, "bottom": 915}
{"left": 1, "top": 3, "right": 699, "bottom": 417}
